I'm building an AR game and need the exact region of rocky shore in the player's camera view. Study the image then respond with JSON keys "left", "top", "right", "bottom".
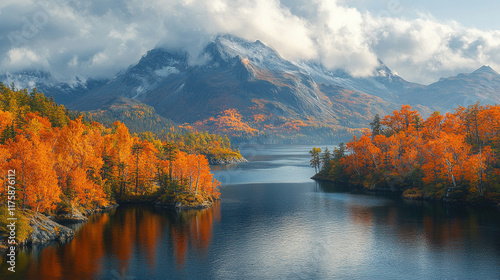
{"left": 155, "top": 200, "right": 214, "bottom": 210}
{"left": 312, "top": 175, "right": 500, "bottom": 207}
{"left": 28, "top": 212, "right": 74, "bottom": 245}
{"left": 1, "top": 204, "right": 119, "bottom": 250}
{"left": 209, "top": 156, "right": 248, "bottom": 165}
{"left": 51, "top": 204, "right": 119, "bottom": 223}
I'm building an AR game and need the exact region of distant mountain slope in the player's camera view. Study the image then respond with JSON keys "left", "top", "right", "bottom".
{"left": 295, "top": 59, "right": 422, "bottom": 100}
{"left": 0, "top": 70, "right": 108, "bottom": 104}
{"left": 81, "top": 96, "right": 179, "bottom": 134}
{"left": 400, "top": 66, "right": 500, "bottom": 112}
{"left": 67, "top": 35, "right": 396, "bottom": 137}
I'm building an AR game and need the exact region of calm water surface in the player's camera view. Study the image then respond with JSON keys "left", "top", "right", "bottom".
{"left": 2, "top": 144, "right": 500, "bottom": 279}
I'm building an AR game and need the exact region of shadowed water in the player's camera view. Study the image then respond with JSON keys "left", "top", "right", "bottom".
{"left": 2, "top": 145, "right": 500, "bottom": 279}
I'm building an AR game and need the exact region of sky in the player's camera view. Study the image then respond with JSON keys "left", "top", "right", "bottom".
{"left": 1, "top": 0, "right": 500, "bottom": 85}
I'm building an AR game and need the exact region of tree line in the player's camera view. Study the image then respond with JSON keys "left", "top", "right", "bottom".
{"left": 0, "top": 83, "right": 221, "bottom": 214}
{"left": 312, "top": 104, "right": 500, "bottom": 204}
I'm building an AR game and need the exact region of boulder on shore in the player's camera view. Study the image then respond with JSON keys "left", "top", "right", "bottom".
{"left": 28, "top": 212, "right": 74, "bottom": 245}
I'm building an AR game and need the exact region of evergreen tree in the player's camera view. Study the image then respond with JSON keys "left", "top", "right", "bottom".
{"left": 370, "top": 114, "right": 382, "bottom": 138}
{"left": 320, "top": 147, "right": 332, "bottom": 172}
{"left": 309, "top": 147, "right": 322, "bottom": 173}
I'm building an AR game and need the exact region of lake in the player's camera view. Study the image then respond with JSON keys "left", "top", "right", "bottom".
{"left": 2, "top": 144, "right": 500, "bottom": 279}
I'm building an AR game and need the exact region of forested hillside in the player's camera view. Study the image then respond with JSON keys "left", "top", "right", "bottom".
{"left": 0, "top": 83, "right": 228, "bottom": 242}
{"left": 80, "top": 97, "right": 244, "bottom": 162}
{"left": 313, "top": 104, "right": 500, "bottom": 204}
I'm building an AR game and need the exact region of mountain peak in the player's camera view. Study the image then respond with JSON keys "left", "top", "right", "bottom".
{"left": 472, "top": 65, "right": 499, "bottom": 75}
{"left": 135, "top": 48, "right": 187, "bottom": 70}
{"left": 208, "top": 34, "right": 298, "bottom": 72}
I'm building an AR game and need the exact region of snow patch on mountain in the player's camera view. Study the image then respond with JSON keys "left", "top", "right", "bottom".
{"left": 155, "top": 66, "right": 180, "bottom": 77}
{"left": 213, "top": 35, "right": 299, "bottom": 72}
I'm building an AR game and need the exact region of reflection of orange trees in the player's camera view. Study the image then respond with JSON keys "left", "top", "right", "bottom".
{"left": 27, "top": 213, "right": 110, "bottom": 279}
{"left": 348, "top": 205, "right": 374, "bottom": 227}
{"left": 423, "top": 215, "right": 457, "bottom": 245}
{"left": 24, "top": 207, "right": 170, "bottom": 278}
{"left": 171, "top": 202, "right": 221, "bottom": 269}
{"left": 28, "top": 206, "right": 222, "bottom": 274}
{"left": 107, "top": 208, "right": 167, "bottom": 271}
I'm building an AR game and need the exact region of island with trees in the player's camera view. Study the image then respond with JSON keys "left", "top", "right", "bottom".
{"left": 311, "top": 104, "right": 500, "bottom": 206}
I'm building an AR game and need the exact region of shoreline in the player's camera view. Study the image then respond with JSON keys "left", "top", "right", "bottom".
{"left": 0, "top": 204, "right": 119, "bottom": 252}
{"left": 311, "top": 175, "right": 500, "bottom": 208}
{"left": 209, "top": 156, "right": 248, "bottom": 165}
{"left": 1, "top": 199, "right": 220, "bottom": 251}
{"left": 155, "top": 199, "right": 218, "bottom": 210}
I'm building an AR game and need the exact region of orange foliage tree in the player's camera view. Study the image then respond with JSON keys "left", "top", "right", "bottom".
{"left": 318, "top": 104, "right": 500, "bottom": 203}
{"left": 0, "top": 86, "right": 222, "bottom": 214}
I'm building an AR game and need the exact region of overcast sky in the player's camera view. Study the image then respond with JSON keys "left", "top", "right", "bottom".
{"left": 1, "top": 0, "right": 499, "bottom": 84}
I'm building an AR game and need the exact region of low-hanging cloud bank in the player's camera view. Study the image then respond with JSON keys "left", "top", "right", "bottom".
{"left": 1, "top": 0, "right": 499, "bottom": 84}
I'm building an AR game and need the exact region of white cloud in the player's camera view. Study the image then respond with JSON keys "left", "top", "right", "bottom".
{"left": 3, "top": 48, "right": 49, "bottom": 71}
{"left": 0, "top": 0, "right": 500, "bottom": 84}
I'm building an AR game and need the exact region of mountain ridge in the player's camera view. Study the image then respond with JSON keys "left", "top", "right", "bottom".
{"left": 1, "top": 34, "right": 498, "bottom": 141}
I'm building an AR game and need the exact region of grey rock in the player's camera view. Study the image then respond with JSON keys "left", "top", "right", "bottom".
{"left": 53, "top": 208, "right": 88, "bottom": 223}
{"left": 209, "top": 156, "right": 248, "bottom": 165}
{"left": 29, "top": 213, "right": 74, "bottom": 245}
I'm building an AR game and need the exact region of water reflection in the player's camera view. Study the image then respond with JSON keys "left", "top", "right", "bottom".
{"left": 317, "top": 181, "right": 500, "bottom": 254}
{"left": 1, "top": 204, "right": 221, "bottom": 280}
{"left": 169, "top": 203, "right": 221, "bottom": 269}
{"left": 2, "top": 144, "right": 499, "bottom": 279}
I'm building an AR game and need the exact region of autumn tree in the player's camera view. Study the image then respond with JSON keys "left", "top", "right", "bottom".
{"left": 54, "top": 117, "right": 105, "bottom": 208}
{"left": 107, "top": 121, "right": 133, "bottom": 197}
{"left": 9, "top": 133, "right": 60, "bottom": 212}
{"left": 322, "top": 103, "right": 500, "bottom": 204}
{"left": 320, "top": 147, "right": 332, "bottom": 171}
{"left": 381, "top": 105, "right": 420, "bottom": 135}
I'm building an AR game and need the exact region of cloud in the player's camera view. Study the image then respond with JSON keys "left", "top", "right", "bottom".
{"left": 1, "top": 0, "right": 500, "bottom": 84}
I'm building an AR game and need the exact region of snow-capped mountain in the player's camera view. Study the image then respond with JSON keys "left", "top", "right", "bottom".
{"left": 294, "top": 59, "right": 422, "bottom": 100}
{"left": 2, "top": 34, "right": 498, "bottom": 132}
{"left": 64, "top": 34, "right": 394, "bottom": 128}
{"left": 207, "top": 35, "right": 301, "bottom": 73}
{"left": 0, "top": 70, "right": 108, "bottom": 104}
